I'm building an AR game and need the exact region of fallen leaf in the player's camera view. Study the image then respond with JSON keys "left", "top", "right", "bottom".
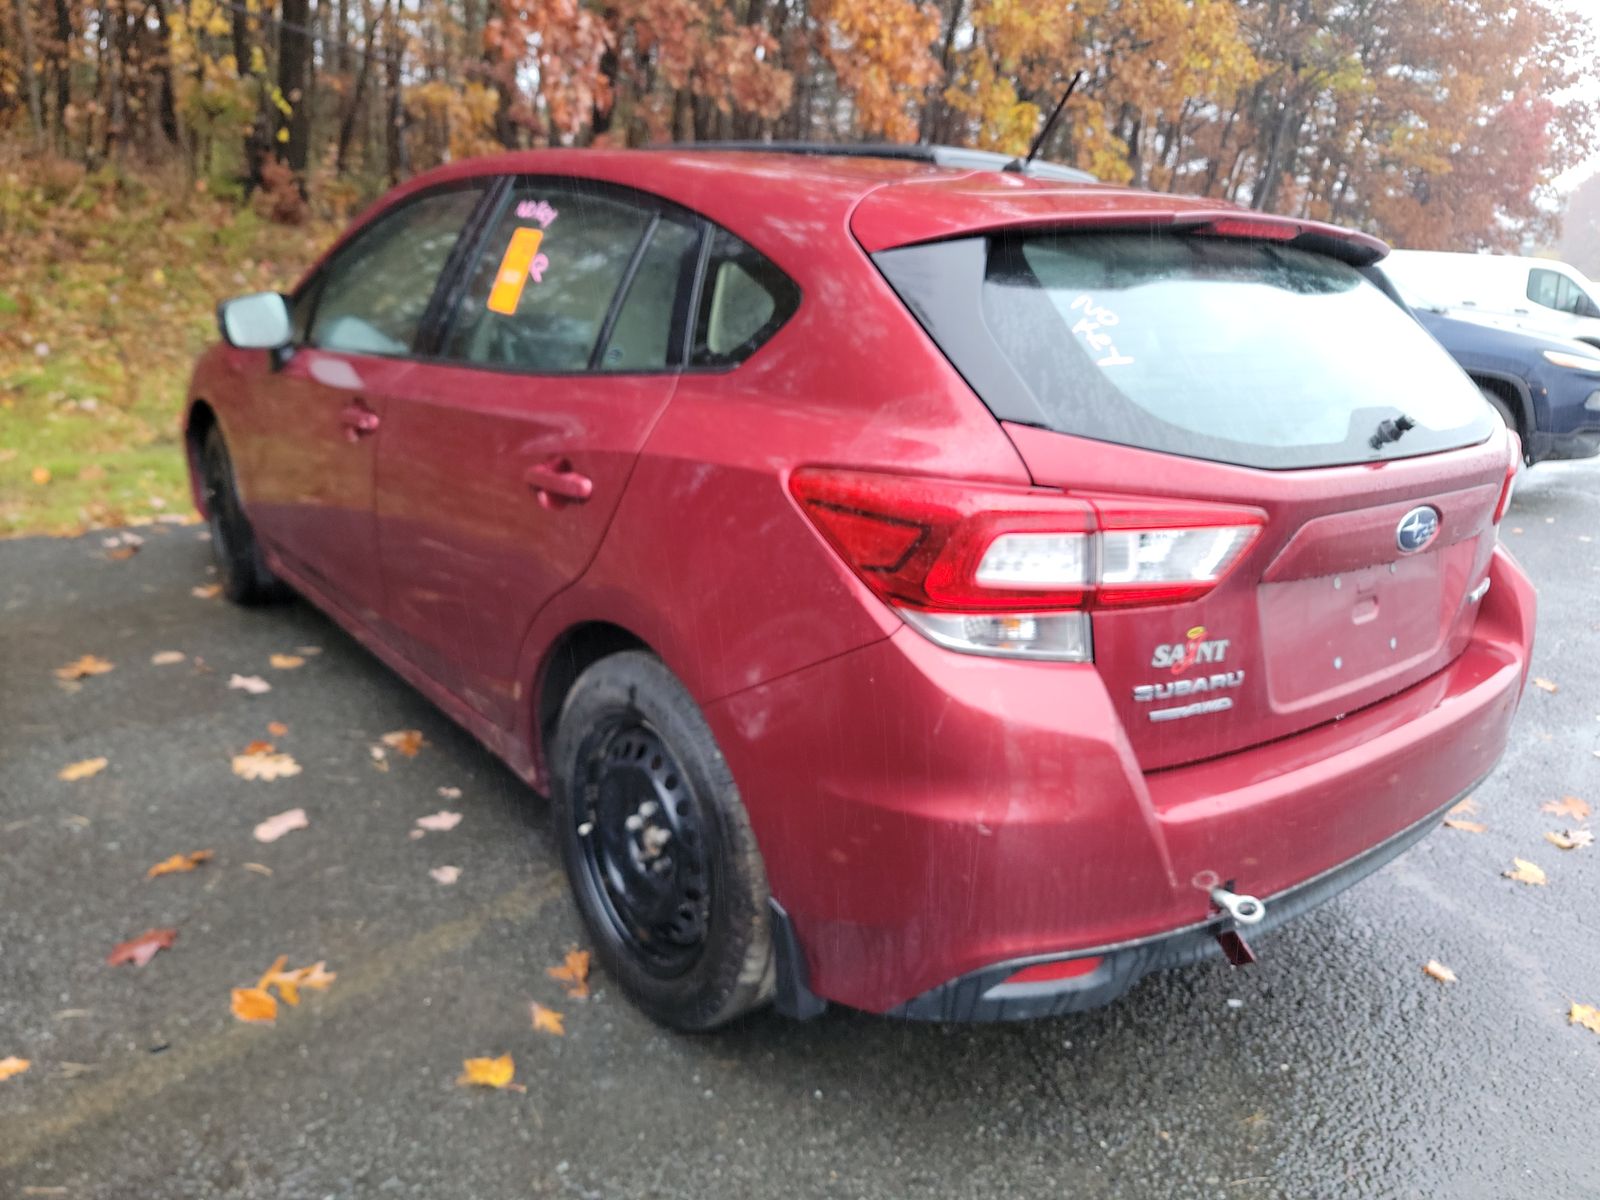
{"left": 382, "top": 729, "right": 426, "bottom": 757}
{"left": 146, "top": 849, "right": 214, "bottom": 878}
{"left": 230, "top": 986, "right": 277, "bottom": 1023}
{"left": 191, "top": 584, "right": 222, "bottom": 599}
{"left": 231, "top": 748, "right": 301, "bottom": 781}
{"left": 1542, "top": 796, "right": 1591, "bottom": 821}
{"left": 105, "top": 545, "right": 137, "bottom": 561}
{"left": 54, "top": 654, "right": 113, "bottom": 681}
{"left": 243, "top": 739, "right": 275, "bottom": 755}
{"left": 269, "top": 654, "right": 305, "bottom": 670}
{"left": 57, "top": 757, "right": 107, "bottom": 782}
{"left": 457, "top": 1054, "right": 517, "bottom": 1089}
{"left": 1448, "top": 797, "right": 1478, "bottom": 816}
{"left": 1443, "top": 818, "right": 1487, "bottom": 833}
{"left": 228, "top": 673, "right": 271, "bottom": 695}
{"left": 437, "top": 786, "right": 462, "bottom": 800}
{"left": 267, "top": 721, "right": 289, "bottom": 737}
{"left": 243, "top": 862, "right": 273, "bottom": 876}
{"left": 253, "top": 808, "right": 308, "bottom": 842}
{"left": 1571, "top": 1003, "right": 1600, "bottom": 1035}
{"left": 1545, "top": 829, "right": 1595, "bottom": 851}
{"left": 1532, "top": 677, "right": 1559, "bottom": 693}
{"left": 297, "top": 962, "right": 337, "bottom": 991}
{"left": 546, "top": 947, "right": 591, "bottom": 999}
{"left": 1423, "top": 959, "right": 1458, "bottom": 984}
{"left": 429, "top": 865, "right": 461, "bottom": 885}
{"left": 1503, "top": 858, "right": 1548, "bottom": 886}
{"left": 106, "top": 927, "right": 177, "bottom": 967}
{"left": 31, "top": 466, "right": 51, "bottom": 486}
{"left": 530, "top": 1003, "right": 565, "bottom": 1036}
{"left": 150, "top": 651, "right": 186, "bottom": 666}
{"left": 0, "top": 1056, "right": 30, "bottom": 1082}
{"left": 296, "top": 645, "right": 323, "bottom": 656}
{"left": 415, "top": 810, "right": 462, "bottom": 833}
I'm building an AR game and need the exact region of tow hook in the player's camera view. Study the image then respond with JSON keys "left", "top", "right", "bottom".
{"left": 1194, "top": 873, "right": 1267, "bottom": 967}
{"left": 1210, "top": 885, "right": 1266, "bottom": 926}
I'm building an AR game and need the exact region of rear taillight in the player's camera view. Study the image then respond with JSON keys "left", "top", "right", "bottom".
{"left": 790, "top": 468, "right": 1264, "bottom": 660}
{"left": 1493, "top": 432, "right": 1521, "bottom": 526}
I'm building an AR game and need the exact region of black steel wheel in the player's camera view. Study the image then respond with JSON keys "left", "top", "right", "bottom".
{"left": 551, "top": 651, "right": 774, "bottom": 1030}
{"left": 200, "top": 427, "right": 284, "bottom": 605}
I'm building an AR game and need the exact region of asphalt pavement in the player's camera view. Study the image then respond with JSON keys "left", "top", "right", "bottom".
{"left": 2, "top": 461, "right": 1598, "bottom": 1200}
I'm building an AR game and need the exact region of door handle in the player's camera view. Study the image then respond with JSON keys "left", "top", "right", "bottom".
{"left": 524, "top": 459, "right": 593, "bottom": 507}
{"left": 340, "top": 402, "right": 380, "bottom": 442}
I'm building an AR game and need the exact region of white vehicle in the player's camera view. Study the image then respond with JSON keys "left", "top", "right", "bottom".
{"left": 1383, "top": 250, "right": 1600, "bottom": 350}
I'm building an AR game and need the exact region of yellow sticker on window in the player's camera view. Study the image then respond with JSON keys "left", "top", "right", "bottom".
{"left": 486, "top": 227, "right": 544, "bottom": 315}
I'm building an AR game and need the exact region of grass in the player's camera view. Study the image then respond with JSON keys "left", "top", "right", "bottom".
{"left": 0, "top": 159, "right": 337, "bottom": 537}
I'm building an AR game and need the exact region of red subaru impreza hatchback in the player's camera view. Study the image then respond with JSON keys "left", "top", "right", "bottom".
{"left": 186, "top": 145, "right": 1533, "bottom": 1030}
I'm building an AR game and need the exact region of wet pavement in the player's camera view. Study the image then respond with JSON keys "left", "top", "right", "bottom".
{"left": 2, "top": 460, "right": 1597, "bottom": 1199}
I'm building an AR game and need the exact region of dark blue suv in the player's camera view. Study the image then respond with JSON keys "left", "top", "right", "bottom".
{"left": 1369, "top": 266, "right": 1600, "bottom": 465}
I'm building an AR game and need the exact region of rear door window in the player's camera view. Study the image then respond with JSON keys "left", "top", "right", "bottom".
{"left": 442, "top": 184, "right": 657, "bottom": 372}
{"left": 875, "top": 232, "right": 1495, "bottom": 469}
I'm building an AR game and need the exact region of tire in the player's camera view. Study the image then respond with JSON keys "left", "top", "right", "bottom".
{"left": 550, "top": 651, "right": 775, "bottom": 1031}
{"left": 200, "top": 427, "right": 285, "bottom": 605}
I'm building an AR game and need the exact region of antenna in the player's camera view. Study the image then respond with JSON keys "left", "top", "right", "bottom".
{"left": 1010, "top": 70, "right": 1085, "bottom": 174}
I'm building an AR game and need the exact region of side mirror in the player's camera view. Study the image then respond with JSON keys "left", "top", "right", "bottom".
{"left": 219, "top": 292, "right": 292, "bottom": 351}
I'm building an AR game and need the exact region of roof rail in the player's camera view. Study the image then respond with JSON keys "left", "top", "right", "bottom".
{"left": 649, "top": 141, "right": 1097, "bottom": 184}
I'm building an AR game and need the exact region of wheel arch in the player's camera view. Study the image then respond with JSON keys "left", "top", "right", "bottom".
{"left": 184, "top": 398, "right": 220, "bottom": 517}
{"left": 534, "top": 620, "right": 653, "bottom": 771}
{"left": 1469, "top": 371, "right": 1534, "bottom": 442}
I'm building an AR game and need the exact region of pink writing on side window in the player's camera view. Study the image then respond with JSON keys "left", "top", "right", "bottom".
{"left": 515, "top": 199, "right": 559, "bottom": 227}
{"left": 528, "top": 252, "right": 550, "bottom": 283}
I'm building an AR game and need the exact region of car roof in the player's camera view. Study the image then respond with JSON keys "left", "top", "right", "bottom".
{"left": 367, "top": 146, "right": 1386, "bottom": 266}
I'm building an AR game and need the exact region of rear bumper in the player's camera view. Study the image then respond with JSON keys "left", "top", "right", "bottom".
{"left": 708, "top": 547, "right": 1535, "bottom": 1018}
{"left": 887, "top": 787, "right": 1471, "bottom": 1021}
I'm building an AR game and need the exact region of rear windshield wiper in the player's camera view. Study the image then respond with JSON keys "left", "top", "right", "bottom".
{"left": 1369, "top": 414, "right": 1417, "bottom": 450}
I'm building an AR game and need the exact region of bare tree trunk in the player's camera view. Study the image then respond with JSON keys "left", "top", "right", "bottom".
{"left": 335, "top": 0, "right": 386, "bottom": 170}
{"left": 921, "top": 0, "right": 965, "bottom": 143}
{"left": 384, "top": 0, "right": 407, "bottom": 182}
{"left": 12, "top": 0, "right": 45, "bottom": 140}
{"left": 51, "top": 0, "right": 73, "bottom": 145}
{"left": 278, "top": 0, "right": 313, "bottom": 174}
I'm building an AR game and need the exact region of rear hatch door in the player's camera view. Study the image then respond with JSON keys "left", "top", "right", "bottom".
{"left": 869, "top": 212, "right": 1510, "bottom": 770}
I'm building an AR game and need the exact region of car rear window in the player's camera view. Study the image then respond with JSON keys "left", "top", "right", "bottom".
{"left": 875, "top": 232, "right": 1495, "bottom": 469}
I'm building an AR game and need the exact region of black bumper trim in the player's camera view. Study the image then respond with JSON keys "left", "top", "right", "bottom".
{"left": 885, "top": 785, "right": 1478, "bottom": 1022}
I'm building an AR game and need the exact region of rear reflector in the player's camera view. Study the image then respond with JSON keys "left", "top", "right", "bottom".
{"left": 1493, "top": 432, "right": 1521, "bottom": 525}
{"left": 789, "top": 468, "right": 1264, "bottom": 659}
{"left": 1004, "top": 957, "right": 1105, "bottom": 985}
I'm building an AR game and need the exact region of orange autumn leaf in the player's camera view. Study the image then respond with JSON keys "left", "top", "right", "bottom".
{"left": 546, "top": 947, "right": 591, "bottom": 998}
{"left": 106, "top": 927, "right": 177, "bottom": 967}
{"left": 1570, "top": 1003, "right": 1600, "bottom": 1035}
{"left": 1531, "top": 677, "right": 1559, "bottom": 693}
{"left": 458, "top": 1054, "right": 517, "bottom": 1089}
{"left": 146, "top": 849, "right": 214, "bottom": 878}
{"left": 1544, "top": 829, "right": 1594, "bottom": 851}
{"left": 31, "top": 465, "right": 51, "bottom": 486}
{"left": 58, "top": 756, "right": 108, "bottom": 782}
{"left": 267, "top": 721, "right": 289, "bottom": 737}
{"left": 269, "top": 653, "right": 305, "bottom": 670}
{"left": 255, "top": 956, "right": 337, "bottom": 1007}
{"left": 1442, "top": 818, "right": 1487, "bottom": 834}
{"left": 243, "top": 739, "right": 275, "bottom": 755}
{"left": 0, "top": 1056, "right": 30, "bottom": 1082}
{"left": 231, "top": 986, "right": 278, "bottom": 1023}
{"left": 1541, "top": 796, "right": 1591, "bottom": 821}
{"left": 1503, "top": 858, "right": 1548, "bottom": 886}
{"left": 54, "top": 654, "right": 113, "bottom": 681}
{"left": 381, "top": 729, "right": 426, "bottom": 757}
{"left": 530, "top": 1002, "right": 566, "bottom": 1036}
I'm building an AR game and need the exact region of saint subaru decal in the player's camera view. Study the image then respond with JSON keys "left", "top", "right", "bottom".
{"left": 1137, "top": 626, "right": 1243, "bottom": 720}
{"left": 1150, "top": 625, "right": 1230, "bottom": 672}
